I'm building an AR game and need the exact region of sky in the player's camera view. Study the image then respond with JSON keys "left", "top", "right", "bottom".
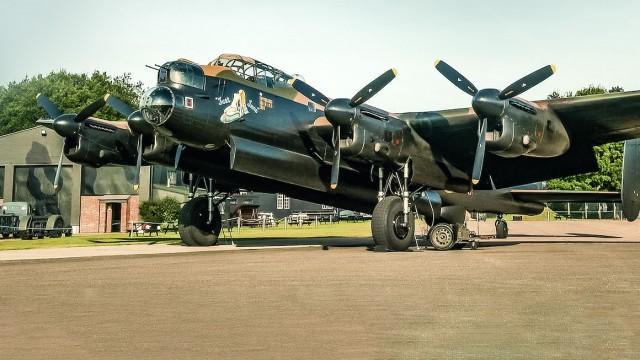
{"left": 1, "top": 0, "right": 639, "bottom": 112}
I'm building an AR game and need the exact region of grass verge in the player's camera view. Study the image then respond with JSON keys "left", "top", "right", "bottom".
{"left": 0, "top": 221, "right": 373, "bottom": 251}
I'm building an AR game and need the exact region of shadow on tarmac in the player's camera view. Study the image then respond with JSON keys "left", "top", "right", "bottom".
{"left": 230, "top": 236, "right": 375, "bottom": 248}
{"left": 85, "top": 233, "right": 638, "bottom": 251}
{"left": 508, "top": 233, "right": 622, "bottom": 239}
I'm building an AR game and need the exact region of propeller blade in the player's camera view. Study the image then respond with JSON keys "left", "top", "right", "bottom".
{"left": 74, "top": 95, "right": 108, "bottom": 122}
{"left": 290, "top": 79, "right": 330, "bottom": 106}
{"left": 133, "top": 135, "right": 143, "bottom": 191}
{"left": 36, "top": 94, "right": 63, "bottom": 118}
{"left": 499, "top": 64, "right": 557, "bottom": 100}
{"left": 53, "top": 146, "right": 65, "bottom": 192}
{"left": 105, "top": 94, "right": 135, "bottom": 117}
{"left": 36, "top": 119, "right": 55, "bottom": 129}
{"left": 349, "top": 68, "right": 397, "bottom": 107}
{"left": 174, "top": 144, "right": 185, "bottom": 169}
{"left": 330, "top": 126, "right": 341, "bottom": 189}
{"left": 434, "top": 60, "right": 478, "bottom": 96}
{"left": 471, "top": 118, "right": 488, "bottom": 185}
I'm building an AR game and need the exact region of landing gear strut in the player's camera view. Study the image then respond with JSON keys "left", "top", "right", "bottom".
{"left": 495, "top": 215, "right": 508, "bottom": 239}
{"left": 371, "top": 162, "right": 415, "bottom": 251}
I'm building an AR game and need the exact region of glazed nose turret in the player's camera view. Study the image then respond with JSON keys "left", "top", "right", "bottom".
{"left": 140, "top": 86, "right": 175, "bottom": 126}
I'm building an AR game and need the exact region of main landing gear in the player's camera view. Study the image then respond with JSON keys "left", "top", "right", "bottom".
{"left": 178, "top": 174, "right": 229, "bottom": 247}
{"left": 370, "top": 163, "right": 480, "bottom": 251}
{"left": 371, "top": 163, "right": 416, "bottom": 251}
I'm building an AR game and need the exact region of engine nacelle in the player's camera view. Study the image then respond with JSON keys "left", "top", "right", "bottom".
{"left": 340, "top": 113, "right": 412, "bottom": 165}
{"left": 64, "top": 121, "right": 137, "bottom": 167}
{"left": 487, "top": 100, "right": 570, "bottom": 158}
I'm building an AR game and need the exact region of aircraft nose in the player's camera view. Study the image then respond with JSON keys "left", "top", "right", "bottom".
{"left": 140, "top": 86, "right": 175, "bottom": 126}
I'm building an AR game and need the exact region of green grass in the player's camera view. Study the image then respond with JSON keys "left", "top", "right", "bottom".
{"left": 0, "top": 221, "right": 373, "bottom": 251}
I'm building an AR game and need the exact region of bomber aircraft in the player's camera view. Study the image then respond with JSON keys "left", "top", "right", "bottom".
{"left": 35, "top": 54, "right": 640, "bottom": 250}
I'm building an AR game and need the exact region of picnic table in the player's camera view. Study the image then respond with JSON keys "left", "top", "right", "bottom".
{"left": 129, "top": 222, "right": 162, "bottom": 237}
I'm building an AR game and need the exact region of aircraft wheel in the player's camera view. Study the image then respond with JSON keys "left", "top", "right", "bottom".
{"left": 179, "top": 197, "right": 222, "bottom": 246}
{"left": 428, "top": 223, "right": 456, "bottom": 251}
{"left": 495, "top": 219, "right": 508, "bottom": 239}
{"left": 371, "top": 196, "right": 415, "bottom": 251}
{"left": 1, "top": 233, "right": 9, "bottom": 239}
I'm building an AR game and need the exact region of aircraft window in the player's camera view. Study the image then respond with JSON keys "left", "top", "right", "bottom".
{"left": 222, "top": 59, "right": 256, "bottom": 81}
{"left": 256, "top": 65, "right": 276, "bottom": 88}
{"left": 211, "top": 55, "right": 294, "bottom": 88}
{"left": 169, "top": 62, "right": 205, "bottom": 90}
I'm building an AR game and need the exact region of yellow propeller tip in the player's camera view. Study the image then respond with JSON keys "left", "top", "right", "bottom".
{"left": 133, "top": 185, "right": 139, "bottom": 191}
{"left": 551, "top": 64, "right": 558, "bottom": 74}
{"left": 391, "top": 68, "right": 398, "bottom": 76}
{"left": 472, "top": 179, "right": 480, "bottom": 185}
{"left": 330, "top": 184, "right": 337, "bottom": 190}
{"left": 36, "top": 93, "right": 42, "bottom": 99}
{"left": 434, "top": 59, "right": 441, "bottom": 67}
{"left": 103, "top": 94, "right": 111, "bottom": 101}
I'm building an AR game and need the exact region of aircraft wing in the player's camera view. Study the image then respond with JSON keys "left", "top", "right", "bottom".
{"left": 509, "top": 190, "right": 621, "bottom": 203}
{"left": 545, "top": 91, "right": 640, "bottom": 146}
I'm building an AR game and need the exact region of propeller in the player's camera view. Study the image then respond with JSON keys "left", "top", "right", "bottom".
{"left": 291, "top": 69, "right": 397, "bottom": 189}
{"left": 36, "top": 94, "right": 107, "bottom": 192}
{"left": 132, "top": 135, "right": 143, "bottom": 190}
{"left": 330, "top": 126, "right": 341, "bottom": 189}
{"left": 104, "top": 94, "right": 148, "bottom": 190}
{"left": 36, "top": 94, "right": 62, "bottom": 119}
{"left": 74, "top": 97, "right": 106, "bottom": 122}
{"left": 472, "top": 118, "right": 487, "bottom": 185}
{"left": 434, "top": 60, "right": 557, "bottom": 186}
{"left": 105, "top": 94, "right": 135, "bottom": 117}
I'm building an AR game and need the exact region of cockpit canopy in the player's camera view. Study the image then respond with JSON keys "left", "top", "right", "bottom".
{"left": 210, "top": 54, "right": 301, "bottom": 89}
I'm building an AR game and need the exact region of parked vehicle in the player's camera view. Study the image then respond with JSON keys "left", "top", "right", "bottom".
{"left": 0, "top": 202, "right": 70, "bottom": 240}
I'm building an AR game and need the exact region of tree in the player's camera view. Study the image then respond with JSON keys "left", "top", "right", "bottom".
{"left": 546, "top": 85, "right": 624, "bottom": 191}
{"left": 139, "top": 197, "right": 181, "bottom": 223}
{"left": 0, "top": 70, "right": 143, "bottom": 135}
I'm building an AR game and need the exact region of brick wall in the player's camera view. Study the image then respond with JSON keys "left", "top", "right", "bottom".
{"left": 79, "top": 195, "right": 140, "bottom": 233}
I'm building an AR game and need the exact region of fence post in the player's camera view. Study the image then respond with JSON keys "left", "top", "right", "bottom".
{"left": 262, "top": 216, "right": 266, "bottom": 230}
{"left": 237, "top": 217, "right": 241, "bottom": 233}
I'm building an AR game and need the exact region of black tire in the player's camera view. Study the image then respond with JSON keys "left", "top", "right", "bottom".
{"left": 178, "top": 197, "right": 222, "bottom": 246}
{"left": 371, "top": 196, "right": 415, "bottom": 251}
{"left": 1, "top": 233, "right": 9, "bottom": 239}
{"left": 495, "top": 220, "right": 508, "bottom": 239}
{"left": 428, "top": 223, "right": 456, "bottom": 251}
{"left": 48, "top": 218, "right": 64, "bottom": 238}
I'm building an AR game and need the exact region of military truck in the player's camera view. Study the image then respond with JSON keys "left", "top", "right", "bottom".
{"left": 0, "top": 202, "right": 70, "bottom": 240}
